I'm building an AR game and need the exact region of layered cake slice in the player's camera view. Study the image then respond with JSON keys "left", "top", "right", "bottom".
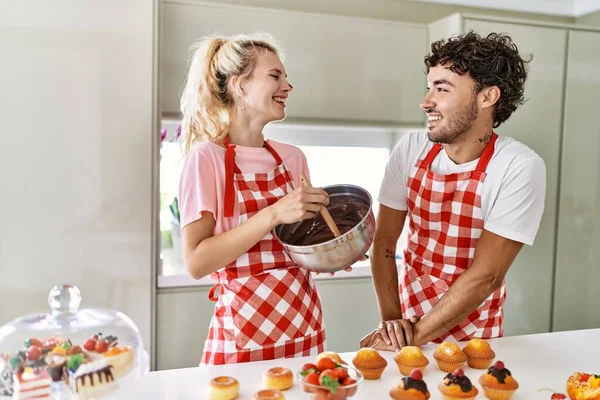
{"left": 12, "top": 367, "right": 51, "bottom": 399}
{"left": 68, "top": 359, "right": 118, "bottom": 400}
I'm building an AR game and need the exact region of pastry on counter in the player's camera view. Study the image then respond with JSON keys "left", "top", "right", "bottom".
{"left": 438, "top": 368, "right": 478, "bottom": 400}
{"left": 352, "top": 347, "right": 387, "bottom": 380}
{"left": 390, "top": 368, "right": 431, "bottom": 400}
{"left": 566, "top": 372, "right": 600, "bottom": 400}
{"left": 462, "top": 338, "right": 495, "bottom": 369}
{"left": 394, "top": 346, "right": 429, "bottom": 376}
{"left": 263, "top": 367, "right": 293, "bottom": 391}
{"left": 478, "top": 361, "right": 519, "bottom": 400}
{"left": 316, "top": 351, "right": 347, "bottom": 366}
{"left": 206, "top": 376, "right": 240, "bottom": 400}
{"left": 433, "top": 342, "right": 467, "bottom": 373}
{"left": 253, "top": 388, "right": 285, "bottom": 400}
{"left": 12, "top": 367, "right": 52, "bottom": 399}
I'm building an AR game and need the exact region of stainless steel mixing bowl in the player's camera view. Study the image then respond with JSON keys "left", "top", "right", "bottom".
{"left": 273, "top": 184, "right": 375, "bottom": 273}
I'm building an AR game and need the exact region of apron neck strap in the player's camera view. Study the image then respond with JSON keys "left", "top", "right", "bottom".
{"left": 474, "top": 132, "right": 497, "bottom": 172}
{"left": 421, "top": 132, "right": 498, "bottom": 172}
{"left": 223, "top": 136, "right": 284, "bottom": 217}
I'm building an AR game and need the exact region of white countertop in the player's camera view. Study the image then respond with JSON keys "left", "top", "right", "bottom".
{"left": 114, "top": 328, "right": 600, "bottom": 399}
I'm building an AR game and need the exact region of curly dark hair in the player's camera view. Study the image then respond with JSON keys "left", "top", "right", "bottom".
{"left": 424, "top": 31, "right": 532, "bottom": 128}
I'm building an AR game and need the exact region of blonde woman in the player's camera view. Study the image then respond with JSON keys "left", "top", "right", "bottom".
{"left": 178, "top": 33, "right": 331, "bottom": 365}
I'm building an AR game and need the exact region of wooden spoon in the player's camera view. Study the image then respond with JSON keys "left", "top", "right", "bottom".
{"left": 300, "top": 173, "right": 342, "bottom": 238}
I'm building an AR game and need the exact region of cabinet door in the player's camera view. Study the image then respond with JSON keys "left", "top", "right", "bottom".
{"left": 464, "top": 19, "right": 567, "bottom": 336}
{"left": 161, "top": 2, "right": 427, "bottom": 124}
{"left": 553, "top": 30, "right": 600, "bottom": 331}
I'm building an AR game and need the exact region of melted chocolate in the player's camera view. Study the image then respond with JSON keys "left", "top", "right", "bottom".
{"left": 282, "top": 196, "right": 369, "bottom": 246}
{"left": 444, "top": 373, "right": 472, "bottom": 392}
{"left": 487, "top": 365, "right": 512, "bottom": 384}
{"left": 402, "top": 376, "right": 428, "bottom": 394}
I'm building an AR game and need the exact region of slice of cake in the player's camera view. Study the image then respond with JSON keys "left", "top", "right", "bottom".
{"left": 68, "top": 359, "right": 118, "bottom": 400}
{"left": 102, "top": 346, "right": 135, "bottom": 379}
{"left": 12, "top": 367, "right": 51, "bottom": 399}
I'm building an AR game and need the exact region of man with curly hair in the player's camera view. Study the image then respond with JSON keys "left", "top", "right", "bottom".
{"left": 364, "top": 31, "right": 547, "bottom": 350}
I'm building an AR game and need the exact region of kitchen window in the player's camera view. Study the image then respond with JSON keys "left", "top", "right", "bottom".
{"left": 157, "top": 119, "right": 416, "bottom": 287}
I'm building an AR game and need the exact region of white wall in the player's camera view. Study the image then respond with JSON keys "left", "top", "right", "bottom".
{"left": 0, "top": 0, "right": 155, "bottom": 354}
{"left": 187, "top": 0, "right": 575, "bottom": 24}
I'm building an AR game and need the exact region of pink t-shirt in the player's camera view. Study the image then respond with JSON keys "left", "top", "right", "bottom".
{"left": 178, "top": 139, "right": 310, "bottom": 233}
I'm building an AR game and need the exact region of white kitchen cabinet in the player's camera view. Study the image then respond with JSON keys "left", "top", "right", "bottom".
{"left": 553, "top": 30, "right": 600, "bottom": 332}
{"left": 429, "top": 13, "right": 600, "bottom": 336}
{"left": 161, "top": 2, "right": 427, "bottom": 124}
{"left": 429, "top": 15, "right": 567, "bottom": 336}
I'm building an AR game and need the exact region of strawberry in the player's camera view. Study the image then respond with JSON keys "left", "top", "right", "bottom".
{"left": 539, "top": 388, "right": 567, "bottom": 399}
{"left": 25, "top": 346, "right": 41, "bottom": 361}
{"left": 319, "top": 369, "right": 337, "bottom": 384}
{"left": 334, "top": 367, "right": 348, "bottom": 381}
{"left": 319, "top": 370, "right": 340, "bottom": 393}
{"left": 305, "top": 372, "right": 319, "bottom": 386}
{"left": 83, "top": 338, "right": 96, "bottom": 352}
{"left": 95, "top": 340, "right": 109, "bottom": 353}
{"left": 317, "top": 357, "right": 337, "bottom": 371}
{"left": 580, "top": 373, "right": 591, "bottom": 382}
{"left": 494, "top": 361, "right": 505, "bottom": 370}
{"left": 410, "top": 369, "right": 423, "bottom": 380}
{"left": 302, "top": 363, "right": 318, "bottom": 373}
{"left": 453, "top": 368, "right": 465, "bottom": 377}
{"left": 341, "top": 377, "right": 357, "bottom": 386}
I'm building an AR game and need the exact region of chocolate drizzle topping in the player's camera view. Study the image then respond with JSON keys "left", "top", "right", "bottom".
{"left": 74, "top": 366, "right": 115, "bottom": 392}
{"left": 402, "top": 376, "right": 428, "bottom": 394}
{"left": 281, "top": 195, "right": 369, "bottom": 246}
{"left": 488, "top": 365, "right": 512, "bottom": 384}
{"left": 444, "top": 373, "right": 472, "bottom": 392}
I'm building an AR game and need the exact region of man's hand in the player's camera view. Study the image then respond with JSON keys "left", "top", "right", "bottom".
{"left": 358, "top": 329, "right": 394, "bottom": 352}
{"left": 377, "top": 316, "right": 420, "bottom": 351}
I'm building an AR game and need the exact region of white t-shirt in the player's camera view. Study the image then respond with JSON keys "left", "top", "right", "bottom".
{"left": 378, "top": 131, "right": 546, "bottom": 246}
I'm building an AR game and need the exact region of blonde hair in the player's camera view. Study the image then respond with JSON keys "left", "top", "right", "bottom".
{"left": 180, "top": 33, "right": 283, "bottom": 153}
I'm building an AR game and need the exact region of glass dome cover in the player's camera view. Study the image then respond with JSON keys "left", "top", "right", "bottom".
{"left": 0, "top": 285, "right": 148, "bottom": 399}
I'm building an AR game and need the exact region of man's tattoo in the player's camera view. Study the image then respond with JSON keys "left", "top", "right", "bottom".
{"left": 478, "top": 132, "right": 492, "bottom": 144}
{"left": 384, "top": 249, "right": 395, "bottom": 259}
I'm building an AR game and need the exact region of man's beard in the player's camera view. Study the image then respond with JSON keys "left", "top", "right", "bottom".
{"left": 427, "top": 96, "right": 479, "bottom": 144}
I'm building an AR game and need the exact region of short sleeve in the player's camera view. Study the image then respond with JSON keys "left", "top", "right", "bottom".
{"left": 484, "top": 157, "right": 547, "bottom": 245}
{"left": 298, "top": 149, "right": 310, "bottom": 188}
{"left": 377, "top": 137, "right": 409, "bottom": 211}
{"left": 177, "top": 147, "right": 218, "bottom": 229}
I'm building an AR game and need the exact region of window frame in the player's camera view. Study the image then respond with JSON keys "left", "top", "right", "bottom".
{"left": 157, "top": 119, "right": 418, "bottom": 288}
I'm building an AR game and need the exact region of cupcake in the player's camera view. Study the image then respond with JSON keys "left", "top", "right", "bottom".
{"left": 433, "top": 342, "right": 467, "bottom": 373}
{"left": 394, "top": 346, "right": 429, "bottom": 376}
{"left": 438, "top": 368, "right": 479, "bottom": 400}
{"left": 479, "top": 361, "right": 519, "bottom": 400}
{"left": 462, "top": 338, "right": 495, "bottom": 369}
{"left": 390, "top": 369, "right": 431, "bottom": 400}
{"left": 565, "top": 372, "right": 600, "bottom": 400}
{"left": 352, "top": 348, "right": 387, "bottom": 380}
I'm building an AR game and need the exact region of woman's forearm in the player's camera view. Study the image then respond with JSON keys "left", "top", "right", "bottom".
{"left": 184, "top": 207, "right": 278, "bottom": 279}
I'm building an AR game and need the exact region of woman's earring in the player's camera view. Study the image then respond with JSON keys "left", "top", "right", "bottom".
{"left": 236, "top": 94, "right": 248, "bottom": 109}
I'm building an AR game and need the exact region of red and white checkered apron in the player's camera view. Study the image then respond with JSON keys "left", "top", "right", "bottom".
{"left": 200, "top": 138, "right": 325, "bottom": 365}
{"left": 400, "top": 133, "right": 505, "bottom": 342}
